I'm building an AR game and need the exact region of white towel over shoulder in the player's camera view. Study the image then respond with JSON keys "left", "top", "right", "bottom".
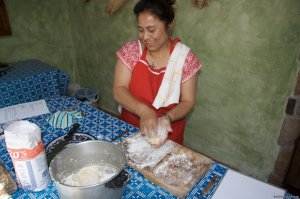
{"left": 152, "top": 42, "right": 190, "bottom": 109}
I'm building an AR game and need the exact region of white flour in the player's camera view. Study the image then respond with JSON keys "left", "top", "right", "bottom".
{"left": 0, "top": 182, "right": 5, "bottom": 189}
{"left": 123, "top": 133, "right": 174, "bottom": 169}
{"left": 153, "top": 153, "right": 196, "bottom": 186}
{"left": 62, "top": 164, "right": 117, "bottom": 186}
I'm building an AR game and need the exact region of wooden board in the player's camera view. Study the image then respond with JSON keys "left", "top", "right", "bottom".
{"left": 119, "top": 133, "right": 212, "bottom": 198}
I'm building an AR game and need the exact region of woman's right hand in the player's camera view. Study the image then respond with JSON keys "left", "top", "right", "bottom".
{"left": 139, "top": 108, "right": 158, "bottom": 138}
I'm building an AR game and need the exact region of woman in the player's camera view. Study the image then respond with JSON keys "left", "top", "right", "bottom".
{"left": 113, "top": 0, "right": 202, "bottom": 146}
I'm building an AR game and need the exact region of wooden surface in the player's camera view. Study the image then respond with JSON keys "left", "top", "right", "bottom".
{"left": 120, "top": 134, "right": 212, "bottom": 198}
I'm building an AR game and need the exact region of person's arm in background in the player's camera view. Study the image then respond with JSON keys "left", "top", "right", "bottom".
{"left": 113, "top": 58, "right": 157, "bottom": 137}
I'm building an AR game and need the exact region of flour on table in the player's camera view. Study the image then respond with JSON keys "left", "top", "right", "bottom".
{"left": 153, "top": 152, "right": 203, "bottom": 186}
{"left": 62, "top": 164, "right": 117, "bottom": 186}
{"left": 120, "top": 133, "right": 174, "bottom": 169}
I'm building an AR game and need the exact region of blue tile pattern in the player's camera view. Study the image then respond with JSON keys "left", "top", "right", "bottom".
{"left": 0, "top": 96, "right": 229, "bottom": 199}
{"left": 284, "top": 193, "right": 299, "bottom": 199}
{"left": 0, "top": 59, "right": 69, "bottom": 108}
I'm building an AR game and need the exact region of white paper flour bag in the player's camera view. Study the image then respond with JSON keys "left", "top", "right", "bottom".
{"left": 4, "top": 120, "right": 50, "bottom": 191}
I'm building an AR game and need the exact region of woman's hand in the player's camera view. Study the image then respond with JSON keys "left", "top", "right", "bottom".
{"left": 151, "top": 115, "right": 173, "bottom": 147}
{"left": 139, "top": 108, "right": 158, "bottom": 138}
{"left": 158, "top": 114, "right": 172, "bottom": 134}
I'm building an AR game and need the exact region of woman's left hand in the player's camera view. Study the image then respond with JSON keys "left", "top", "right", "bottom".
{"left": 152, "top": 115, "right": 173, "bottom": 147}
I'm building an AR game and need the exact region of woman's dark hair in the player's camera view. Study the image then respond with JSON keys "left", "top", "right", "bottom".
{"left": 134, "top": 0, "right": 176, "bottom": 26}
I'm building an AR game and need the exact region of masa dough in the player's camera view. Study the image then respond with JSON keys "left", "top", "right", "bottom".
{"left": 144, "top": 122, "right": 168, "bottom": 145}
{"left": 62, "top": 164, "right": 117, "bottom": 186}
{"left": 145, "top": 136, "right": 160, "bottom": 145}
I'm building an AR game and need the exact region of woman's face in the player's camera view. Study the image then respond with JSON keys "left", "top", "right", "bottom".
{"left": 137, "top": 11, "right": 169, "bottom": 52}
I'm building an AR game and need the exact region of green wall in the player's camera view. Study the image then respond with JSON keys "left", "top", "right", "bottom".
{"left": 0, "top": 0, "right": 299, "bottom": 181}
{"left": 0, "top": 0, "right": 76, "bottom": 79}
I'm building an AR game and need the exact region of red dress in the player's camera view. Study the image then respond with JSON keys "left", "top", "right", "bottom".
{"left": 117, "top": 38, "right": 202, "bottom": 144}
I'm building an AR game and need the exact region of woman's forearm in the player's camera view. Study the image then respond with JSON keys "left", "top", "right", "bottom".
{"left": 113, "top": 59, "right": 151, "bottom": 117}
{"left": 113, "top": 85, "right": 158, "bottom": 136}
{"left": 165, "top": 100, "right": 195, "bottom": 122}
{"left": 113, "top": 86, "right": 150, "bottom": 117}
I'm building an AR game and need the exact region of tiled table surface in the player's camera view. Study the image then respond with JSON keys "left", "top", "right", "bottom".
{"left": 0, "top": 96, "right": 228, "bottom": 198}
{"left": 0, "top": 59, "right": 69, "bottom": 108}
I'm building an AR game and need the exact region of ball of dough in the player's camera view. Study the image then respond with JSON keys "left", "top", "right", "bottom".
{"left": 145, "top": 136, "right": 160, "bottom": 145}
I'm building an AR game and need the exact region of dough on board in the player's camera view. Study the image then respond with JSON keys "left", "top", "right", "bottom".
{"left": 145, "top": 136, "right": 160, "bottom": 145}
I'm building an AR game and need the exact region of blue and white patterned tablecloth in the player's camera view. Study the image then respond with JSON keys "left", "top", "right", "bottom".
{"left": 0, "top": 96, "right": 228, "bottom": 199}
{"left": 0, "top": 59, "right": 69, "bottom": 108}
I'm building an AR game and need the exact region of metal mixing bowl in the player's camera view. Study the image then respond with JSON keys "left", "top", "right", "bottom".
{"left": 49, "top": 140, "right": 128, "bottom": 199}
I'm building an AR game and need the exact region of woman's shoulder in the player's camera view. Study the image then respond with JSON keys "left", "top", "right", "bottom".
{"left": 117, "top": 39, "right": 141, "bottom": 71}
{"left": 182, "top": 48, "right": 203, "bottom": 83}
{"left": 170, "top": 38, "right": 203, "bottom": 82}
{"left": 186, "top": 49, "right": 200, "bottom": 62}
{"left": 120, "top": 40, "right": 140, "bottom": 52}
{"left": 172, "top": 39, "right": 200, "bottom": 65}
